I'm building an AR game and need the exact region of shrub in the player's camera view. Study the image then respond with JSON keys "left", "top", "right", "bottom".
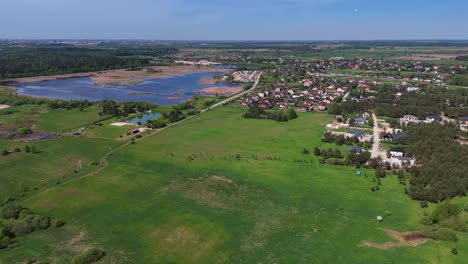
{"left": 451, "top": 248, "right": 458, "bottom": 255}
{"left": 1, "top": 150, "right": 8, "bottom": 156}
{"left": 439, "top": 217, "right": 468, "bottom": 232}
{"left": 0, "top": 204, "right": 23, "bottom": 219}
{"left": 29, "top": 215, "right": 51, "bottom": 230}
{"left": 71, "top": 248, "right": 106, "bottom": 264}
{"left": 430, "top": 201, "right": 461, "bottom": 223}
{"left": 302, "top": 148, "right": 310, "bottom": 154}
{"left": 424, "top": 228, "right": 458, "bottom": 242}
{"left": 18, "top": 209, "right": 31, "bottom": 219}
{"left": 420, "top": 201, "right": 428, "bottom": 208}
{"left": 0, "top": 235, "right": 11, "bottom": 249}
{"left": 17, "top": 127, "right": 32, "bottom": 135}
{"left": 419, "top": 216, "right": 432, "bottom": 226}
{"left": 11, "top": 221, "right": 34, "bottom": 237}
{"left": 51, "top": 219, "right": 66, "bottom": 228}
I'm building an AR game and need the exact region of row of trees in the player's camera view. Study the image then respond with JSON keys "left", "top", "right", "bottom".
{"left": 243, "top": 104, "right": 298, "bottom": 122}
{"left": 100, "top": 100, "right": 154, "bottom": 117}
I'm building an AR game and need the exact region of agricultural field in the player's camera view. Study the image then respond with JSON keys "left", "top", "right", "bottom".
{"left": 1, "top": 105, "right": 466, "bottom": 263}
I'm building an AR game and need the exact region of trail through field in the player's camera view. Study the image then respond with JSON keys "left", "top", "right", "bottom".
{"left": 361, "top": 228, "right": 430, "bottom": 249}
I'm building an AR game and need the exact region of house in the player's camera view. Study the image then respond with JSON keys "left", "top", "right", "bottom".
{"left": 426, "top": 114, "right": 443, "bottom": 123}
{"left": 461, "top": 116, "right": 468, "bottom": 124}
{"left": 389, "top": 156, "right": 415, "bottom": 167}
{"left": 279, "top": 103, "right": 288, "bottom": 110}
{"left": 354, "top": 117, "right": 368, "bottom": 124}
{"left": 407, "top": 87, "right": 420, "bottom": 92}
{"left": 402, "top": 115, "right": 418, "bottom": 122}
{"left": 127, "top": 129, "right": 139, "bottom": 135}
{"left": 346, "top": 130, "right": 365, "bottom": 139}
{"left": 348, "top": 146, "right": 362, "bottom": 154}
{"left": 389, "top": 147, "right": 405, "bottom": 157}
{"left": 297, "top": 105, "right": 310, "bottom": 112}
{"left": 383, "top": 132, "right": 409, "bottom": 142}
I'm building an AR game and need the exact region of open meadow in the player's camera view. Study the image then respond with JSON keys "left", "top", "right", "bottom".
{"left": 1, "top": 105, "right": 466, "bottom": 263}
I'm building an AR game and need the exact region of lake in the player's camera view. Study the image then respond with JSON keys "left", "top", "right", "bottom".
{"left": 10, "top": 71, "right": 240, "bottom": 105}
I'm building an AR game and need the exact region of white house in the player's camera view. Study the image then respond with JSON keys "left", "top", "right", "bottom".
{"left": 389, "top": 147, "right": 405, "bottom": 157}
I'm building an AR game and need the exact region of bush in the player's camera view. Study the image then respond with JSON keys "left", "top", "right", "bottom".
{"left": 430, "top": 201, "right": 461, "bottom": 223}
{"left": 0, "top": 235, "right": 11, "bottom": 249}
{"left": 17, "top": 127, "right": 32, "bottom": 135}
{"left": 420, "top": 201, "right": 428, "bottom": 208}
{"left": 302, "top": 148, "right": 310, "bottom": 154}
{"left": 419, "top": 216, "right": 432, "bottom": 226}
{"left": 51, "top": 219, "right": 66, "bottom": 228}
{"left": 0, "top": 204, "right": 24, "bottom": 219}
{"left": 451, "top": 248, "right": 458, "bottom": 255}
{"left": 71, "top": 248, "right": 106, "bottom": 264}
{"left": 439, "top": 217, "right": 468, "bottom": 232}
{"left": 11, "top": 221, "right": 34, "bottom": 237}
{"left": 424, "top": 228, "right": 458, "bottom": 242}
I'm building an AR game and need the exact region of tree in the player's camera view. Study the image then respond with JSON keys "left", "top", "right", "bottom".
{"left": 286, "top": 108, "right": 298, "bottom": 120}
{"left": 24, "top": 145, "right": 30, "bottom": 153}
{"left": 313, "top": 147, "right": 321, "bottom": 156}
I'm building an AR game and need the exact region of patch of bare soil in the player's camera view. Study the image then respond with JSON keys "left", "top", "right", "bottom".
{"left": 361, "top": 228, "right": 430, "bottom": 249}
{"left": 200, "top": 86, "right": 243, "bottom": 95}
{"left": 5, "top": 66, "right": 230, "bottom": 87}
{"left": 0, "top": 123, "right": 57, "bottom": 141}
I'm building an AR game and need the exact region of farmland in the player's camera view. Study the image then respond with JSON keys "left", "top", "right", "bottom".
{"left": 1, "top": 105, "right": 466, "bottom": 263}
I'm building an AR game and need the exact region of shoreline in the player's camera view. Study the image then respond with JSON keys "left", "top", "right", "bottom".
{"left": 200, "top": 86, "right": 243, "bottom": 95}
{"left": 4, "top": 65, "right": 231, "bottom": 86}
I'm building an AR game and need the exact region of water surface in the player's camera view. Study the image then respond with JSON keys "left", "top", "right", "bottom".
{"left": 11, "top": 71, "right": 239, "bottom": 105}
{"left": 127, "top": 112, "right": 161, "bottom": 124}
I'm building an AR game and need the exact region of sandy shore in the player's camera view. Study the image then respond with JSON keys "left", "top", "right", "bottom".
{"left": 0, "top": 104, "right": 11, "bottom": 110}
{"left": 5, "top": 66, "right": 231, "bottom": 86}
{"left": 200, "top": 86, "right": 243, "bottom": 95}
{"left": 199, "top": 77, "right": 220, "bottom": 85}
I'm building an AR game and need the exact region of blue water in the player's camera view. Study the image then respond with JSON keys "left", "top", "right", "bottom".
{"left": 127, "top": 112, "right": 161, "bottom": 124}
{"left": 10, "top": 71, "right": 240, "bottom": 105}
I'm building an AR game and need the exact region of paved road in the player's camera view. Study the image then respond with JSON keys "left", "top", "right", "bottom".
{"left": 205, "top": 72, "right": 262, "bottom": 111}
{"left": 371, "top": 112, "right": 381, "bottom": 158}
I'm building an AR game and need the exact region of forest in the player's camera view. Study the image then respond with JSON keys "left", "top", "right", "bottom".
{"left": 406, "top": 123, "right": 468, "bottom": 202}
{"left": 0, "top": 45, "right": 178, "bottom": 79}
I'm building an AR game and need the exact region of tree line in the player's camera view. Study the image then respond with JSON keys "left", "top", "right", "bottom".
{"left": 0, "top": 45, "right": 178, "bottom": 79}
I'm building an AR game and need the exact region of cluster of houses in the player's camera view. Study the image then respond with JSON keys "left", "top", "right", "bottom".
{"left": 240, "top": 81, "right": 336, "bottom": 111}
{"left": 400, "top": 114, "right": 444, "bottom": 125}
{"left": 232, "top": 71, "right": 261, "bottom": 83}
{"left": 308, "top": 57, "right": 466, "bottom": 76}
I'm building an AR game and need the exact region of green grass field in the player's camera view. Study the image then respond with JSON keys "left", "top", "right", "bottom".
{"left": 1, "top": 105, "right": 465, "bottom": 263}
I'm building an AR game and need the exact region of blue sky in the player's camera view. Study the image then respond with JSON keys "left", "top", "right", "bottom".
{"left": 1, "top": 0, "right": 467, "bottom": 40}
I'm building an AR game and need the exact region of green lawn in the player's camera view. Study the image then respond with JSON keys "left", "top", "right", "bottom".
{"left": 1, "top": 105, "right": 466, "bottom": 263}
{"left": 0, "top": 137, "right": 121, "bottom": 199}
{"left": 0, "top": 104, "right": 110, "bottom": 133}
